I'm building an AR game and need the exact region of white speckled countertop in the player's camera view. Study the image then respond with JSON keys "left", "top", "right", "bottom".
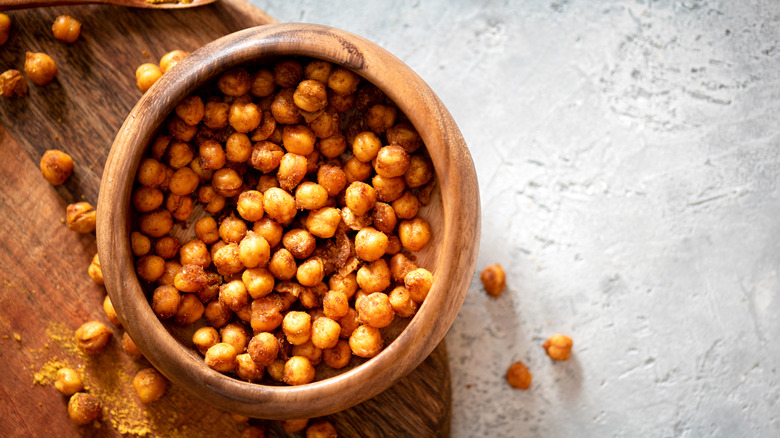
{"left": 254, "top": 1, "right": 780, "bottom": 436}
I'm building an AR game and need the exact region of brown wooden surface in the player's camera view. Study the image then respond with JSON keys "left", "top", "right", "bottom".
{"left": 0, "top": 3, "right": 451, "bottom": 437}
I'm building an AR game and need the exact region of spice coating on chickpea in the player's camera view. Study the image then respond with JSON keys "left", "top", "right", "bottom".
{"left": 40, "top": 150, "right": 74, "bottom": 185}
{"left": 159, "top": 49, "right": 189, "bottom": 74}
{"left": 349, "top": 325, "right": 383, "bottom": 358}
{"left": 405, "top": 268, "right": 434, "bottom": 303}
{"left": 0, "top": 69, "right": 27, "bottom": 97}
{"left": 25, "top": 52, "right": 57, "bottom": 86}
{"left": 52, "top": 15, "right": 81, "bottom": 43}
{"left": 136, "top": 63, "right": 162, "bottom": 92}
{"left": 480, "top": 264, "right": 506, "bottom": 297}
{"left": 55, "top": 367, "right": 84, "bottom": 396}
{"left": 66, "top": 202, "right": 97, "bottom": 233}
{"left": 205, "top": 342, "right": 238, "bottom": 373}
{"left": 398, "top": 217, "right": 432, "bottom": 252}
{"left": 174, "top": 294, "right": 205, "bottom": 325}
{"left": 75, "top": 321, "right": 112, "bottom": 355}
{"left": 133, "top": 368, "right": 167, "bottom": 403}
{"left": 543, "top": 334, "right": 573, "bottom": 361}
{"left": 152, "top": 285, "right": 181, "bottom": 319}
{"left": 283, "top": 356, "right": 315, "bottom": 386}
{"left": 68, "top": 393, "right": 102, "bottom": 425}
{"left": 506, "top": 361, "right": 532, "bottom": 389}
{"left": 218, "top": 68, "right": 252, "bottom": 96}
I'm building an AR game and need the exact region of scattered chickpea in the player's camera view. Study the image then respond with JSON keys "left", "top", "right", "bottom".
{"left": 88, "top": 253, "right": 104, "bottom": 285}
{"left": 160, "top": 49, "right": 189, "bottom": 74}
{"left": 67, "top": 392, "right": 102, "bottom": 425}
{"left": 0, "top": 69, "right": 27, "bottom": 97}
{"left": 103, "top": 296, "right": 121, "bottom": 327}
{"left": 480, "top": 264, "right": 506, "bottom": 298}
{"left": 54, "top": 368, "right": 84, "bottom": 396}
{"left": 122, "top": 332, "right": 143, "bottom": 359}
{"left": 65, "top": 202, "right": 97, "bottom": 233}
{"left": 40, "top": 149, "right": 74, "bottom": 185}
{"left": 0, "top": 14, "right": 9, "bottom": 46}
{"left": 132, "top": 368, "right": 167, "bottom": 403}
{"left": 282, "top": 418, "right": 309, "bottom": 433}
{"left": 306, "top": 420, "right": 338, "bottom": 438}
{"left": 136, "top": 63, "right": 162, "bottom": 92}
{"left": 505, "top": 361, "right": 532, "bottom": 390}
{"left": 25, "top": 52, "right": 57, "bottom": 86}
{"left": 52, "top": 15, "right": 81, "bottom": 44}
{"left": 75, "top": 321, "right": 112, "bottom": 355}
{"left": 543, "top": 334, "right": 573, "bottom": 361}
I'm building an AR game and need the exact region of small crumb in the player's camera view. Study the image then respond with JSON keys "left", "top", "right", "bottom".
{"left": 2, "top": 334, "right": 9, "bottom": 340}
{"left": 60, "top": 218, "right": 66, "bottom": 224}
{"left": 466, "top": 384, "right": 472, "bottom": 389}
{"left": 54, "top": 135, "right": 59, "bottom": 140}
{"left": 142, "top": 50, "right": 150, "bottom": 58}
{"left": 14, "top": 332, "right": 21, "bottom": 342}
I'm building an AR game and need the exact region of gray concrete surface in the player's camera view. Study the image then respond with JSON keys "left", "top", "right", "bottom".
{"left": 255, "top": 1, "right": 780, "bottom": 436}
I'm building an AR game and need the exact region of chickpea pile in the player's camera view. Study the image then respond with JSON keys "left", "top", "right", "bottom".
{"left": 129, "top": 57, "right": 437, "bottom": 386}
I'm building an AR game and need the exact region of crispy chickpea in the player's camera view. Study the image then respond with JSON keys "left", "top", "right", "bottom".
{"left": 304, "top": 207, "right": 341, "bottom": 239}
{"left": 218, "top": 67, "right": 251, "bottom": 96}
{"left": 322, "top": 339, "right": 352, "bottom": 371}
{"left": 338, "top": 307, "right": 360, "bottom": 339}
{"left": 405, "top": 268, "right": 434, "bottom": 303}
{"left": 75, "top": 321, "right": 112, "bottom": 354}
{"left": 316, "top": 164, "right": 347, "bottom": 197}
{"left": 217, "top": 214, "right": 247, "bottom": 244}
{"left": 309, "top": 110, "right": 339, "bottom": 138}
{"left": 296, "top": 257, "right": 324, "bottom": 287}
{"left": 150, "top": 135, "right": 171, "bottom": 160}
{"left": 251, "top": 110, "right": 277, "bottom": 141}
{"left": 356, "top": 258, "right": 392, "bottom": 293}
{"left": 283, "top": 356, "right": 315, "bottom": 386}
{"left": 345, "top": 181, "right": 376, "bottom": 216}
{"left": 372, "top": 202, "right": 397, "bottom": 234}
{"left": 248, "top": 331, "right": 279, "bottom": 366}
{"left": 193, "top": 217, "right": 219, "bottom": 244}
{"left": 252, "top": 217, "right": 283, "bottom": 248}
{"left": 480, "top": 264, "right": 506, "bottom": 297}
{"left": 282, "top": 124, "right": 317, "bottom": 155}
{"left": 236, "top": 353, "right": 264, "bottom": 382}
{"left": 198, "top": 140, "right": 226, "bottom": 170}
{"left": 225, "top": 133, "right": 252, "bottom": 163}
{"left": 40, "top": 149, "right": 74, "bottom": 185}
{"left": 167, "top": 115, "right": 197, "bottom": 142}
{"left": 136, "top": 63, "right": 162, "bottom": 92}
{"left": 282, "top": 418, "right": 310, "bottom": 433}
{"left": 205, "top": 342, "right": 237, "bottom": 373}
{"left": 389, "top": 285, "right": 418, "bottom": 317}
{"left": 352, "top": 131, "right": 382, "bottom": 163}
{"left": 174, "top": 293, "right": 205, "bottom": 325}
{"left": 251, "top": 296, "right": 284, "bottom": 332}
{"left": 133, "top": 368, "right": 167, "bottom": 403}
{"left": 173, "top": 96, "right": 204, "bottom": 127}
{"left": 131, "top": 232, "right": 151, "bottom": 257}
{"left": 263, "top": 187, "right": 297, "bottom": 225}
{"left": 172, "top": 264, "right": 205, "bottom": 292}
{"left": 327, "top": 67, "right": 359, "bottom": 95}
{"left": 204, "top": 300, "right": 232, "bottom": 329}
{"left": 160, "top": 49, "right": 189, "bottom": 73}
{"left": 0, "top": 14, "right": 9, "bottom": 46}
{"left": 87, "top": 253, "right": 104, "bottom": 285}
{"left": 236, "top": 190, "right": 264, "bottom": 221}
{"left": 238, "top": 231, "right": 271, "bottom": 268}
{"left": 212, "top": 168, "right": 243, "bottom": 197}
{"left": 65, "top": 202, "right": 96, "bottom": 233}
{"left": 221, "top": 322, "right": 250, "bottom": 353}
{"left": 122, "top": 332, "right": 143, "bottom": 359}
{"left": 310, "top": 316, "right": 340, "bottom": 349}
{"left": 328, "top": 272, "right": 358, "bottom": 300}
{"left": 192, "top": 326, "right": 220, "bottom": 355}
{"left": 102, "top": 296, "right": 120, "bottom": 327}
{"left": 136, "top": 254, "right": 165, "bottom": 282}
{"left": 357, "top": 292, "right": 395, "bottom": 328}
{"left": 282, "top": 311, "right": 311, "bottom": 345}
{"left": 168, "top": 167, "right": 200, "bottom": 196}
{"left": 282, "top": 229, "right": 316, "bottom": 259}
{"left": 398, "top": 217, "right": 431, "bottom": 252}
{"left": 204, "top": 101, "right": 230, "bottom": 129}
{"left": 372, "top": 175, "right": 406, "bottom": 203}
{"left": 321, "top": 290, "right": 349, "bottom": 320}
{"left": 305, "top": 59, "right": 332, "bottom": 83}
{"left": 267, "top": 358, "right": 285, "bottom": 382}
{"left": 306, "top": 420, "right": 338, "bottom": 438}
{"left": 132, "top": 186, "right": 164, "bottom": 212}
{"left": 0, "top": 69, "right": 28, "bottom": 97}
{"left": 291, "top": 340, "right": 323, "bottom": 366}
{"left": 136, "top": 158, "right": 166, "bottom": 187}
{"left": 293, "top": 79, "right": 328, "bottom": 113}
{"left": 154, "top": 235, "right": 180, "bottom": 260}
{"left": 179, "top": 239, "right": 211, "bottom": 268}
{"left": 348, "top": 325, "right": 383, "bottom": 358}
{"left": 366, "top": 104, "right": 397, "bottom": 134}
{"left": 386, "top": 234, "right": 402, "bottom": 255}
{"left": 543, "top": 334, "right": 573, "bottom": 361}
{"left": 343, "top": 156, "right": 373, "bottom": 183}
{"left": 242, "top": 267, "right": 274, "bottom": 299}
{"left": 374, "top": 144, "right": 410, "bottom": 178}
{"left": 241, "top": 426, "right": 266, "bottom": 438}
{"left": 355, "top": 227, "right": 388, "bottom": 262}
{"left": 55, "top": 367, "right": 84, "bottom": 396}
{"left": 151, "top": 285, "right": 181, "bottom": 319}
{"left": 198, "top": 185, "right": 226, "bottom": 214}
{"left": 314, "top": 133, "right": 346, "bottom": 159}
{"left": 341, "top": 206, "right": 372, "bottom": 231}
{"left": 230, "top": 102, "right": 262, "bottom": 133}
{"left": 218, "top": 278, "right": 248, "bottom": 312}
{"left": 328, "top": 88, "right": 356, "bottom": 112}
{"left": 198, "top": 271, "right": 222, "bottom": 303}
{"left": 68, "top": 393, "right": 102, "bottom": 425}
{"left": 274, "top": 59, "right": 303, "bottom": 88}
{"left": 249, "top": 141, "right": 284, "bottom": 173}
{"left": 392, "top": 191, "right": 420, "bottom": 219}
{"left": 277, "top": 152, "right": 307, "bottom": 192}
{"left": 166, "top": 193, "right": 194, "bottom": 221}
{"left": 404, "top": 154, "right": 433, "bottom": 188}
{"left": 506, "top": 361, "right": 532, "bottom": 390}
{"left": 250, "top": 68, "right": 275, "bottom": 97}
{"left": 271, "top": 88, "right": 302, "bottom": 124}
{"left": 138, "top": 209, "right": 173, "bottom": 238}
{"left": 293, "top": 182, "right": 327, "bottom": 211}
{"left": 25, "top": 52, "right": 57, "bottom": 86}
{"left": 353, "top": 289, "right": 370, "bottom": 311}
{"left": 158, "top": 260, "right": 181, "bottom": 286}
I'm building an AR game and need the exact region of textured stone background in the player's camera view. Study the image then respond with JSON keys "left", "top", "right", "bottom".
{"left": 255, "top": 1, "right": 779, "bottom": 436}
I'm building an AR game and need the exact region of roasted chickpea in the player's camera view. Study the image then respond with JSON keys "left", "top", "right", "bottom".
{"left": 236, "top": 190, "right": 264, "bottom": 221}
{"left": 277, "top": 152, "right": 307, "bottom": 192}
{"left": 341, "top": 206, "right": 372, "bottom": 231}
{"left": 404, "top": 154, "right": 434, "bottom": 187}
{"left": 86, "top": 253, "right": 104, "bottom": 286}
{"left": 204, "top": 101, "right": 230, "bottom": 129}
{"left": 352, "top": 131, "right": 382, "bottom": 163}
{"left": 327, "top": 67, "right": 359, "bottom": 95}
{"left": 479, "top": 263, "right": 507, "bottom": 297}
{"left": 506, "top": 361, "right": 532, "bottom": 389}
{"left": 236, "top": 353, "right": 264, "bottom": 382}
{"left": 150, "top": 135, "right": 172, "bottom": 161}
{"left": 174, "top": 293, "right": 205, "bottom": 325}
{"left": 250, "top": 68, "right": 275, "bottom": 97}
{"left": 290, "top": 339, "right": 322, "bottom": 366}
{"left": 0, "top": 14, "right": 10, "bottom": 46}
{"left": 328, "top": 88, "right": 356, "bottom": 112}
{"left": 304, "top": 207, "right": 341, "bottom": 239}
{"left": 40, "top": 149, "right": 74, "bottom": 185}
{"left": 355, "top": 227, "right": 388, "bottom": 262}
{"left": 197, "top": 184, "right": 226, "bottom": 214}
{"left": 197, "top": 140, "right": 226, "bottom": 170}
{"left": 292, "top": 182, "right": 327, "bottom": 211}
{"left": 309, "top": 110, "right": 339, "bottom": 138}
{"left": 252, "top": 217, "right": 284, "bottom": 248}
{"left": 374, "top": 144, "right": 410, "bottom": 178}
{"left": 136, "top": 254, "right": 165, "bottom": 282}
{"left": 343, "top": 156, "right": 373, "bottom": 183}
{"left": 136, "top": 158, "right": 166, "bottom": 187}
{"left": 221, "top": 322, "right": 250, "bottom": 353}
{"left": 205, "top": 342, "right": 238, "bottom": 373}
{"left": 131, "top": 232, "right": 152, "bottom": 257}
{"left": 65, "top": 202, "right": 96, "bottom": 233}
{"left": 241, "top": 425, "right": 266, "bottom": 438}
{"left": 386, "top": 234, "right": 402, "bottom": 255}
{"left": 168, "top": 167, "right": 200, "bottom": 196}
{"left": 212, "top": 168, "right": 243, "bottom": 197}
{"left": 249, "top": 141, "right": 284, "bottom": 174}
{"left": 303, "top": 59, "right": 332, "bottom": 83}
{"left": 100, "top": 296, "right": 120, "bottom": 328}
{"left": 0, "top": 69, "right": 28, "bottom": 97}
{"left": 122, "top": 332, "right": 143, "bottom": 359}
{"left": 179, "top": 239, "right": 211, "bottom": 268}
{"left": 133, "top": 368, "right": 167, "bottom": 403}
{"left": 282, "top": 418, "right": 310, "bottom": 433}
{"left": 312, "top": 133, "right": 345, "bottom": 159}
{"left": 216, "top": 214, "right": 246, "bottom": 244}
{"left": 316, "top": 164, "right": 347, "bottom": 197}
{"left": 274, "top": 59, "right": 303, "bottom": 88}
{"left": 398, "top": 217, "right": 431, "bottom": 252}
{"left": 25, "top": 52, "right": 57, "bottom": 86}
{"left": 282, "top": 311, "right": 311, "bottom": 345}
{"left": 310, "top": 316, "right": 340, "bottom": 350}
{"left": 385, "top": 122, "right": 421, "bottom": 151}
{"left": 241, "top": 268, "right": 273, "bottom": 299}
{"left": 543, "top": 334, "right": 573, "bottom": 361}
{"left": 171, "top": 264, "right": 204, "bottom": 292}
{"left": 192, "top": 326, "right": 220, "bottom": 355}
{"left": 372, "top": 175, "right": 406, "bottom": 203}
{"left": 357, "top": 292, "right": 395, "bottom": 328}
{"left": 218, "top": 67, "right": 251, "bottom": 96}
{"left": 247, "top": 331, "right": 279, "bottom": 366}
{"left": 390, "top": 285, "right": 418, "bottom": 317}
{"left": 293, "top": 79, "right": 328, "bottom": 112}
{"left": 282, "top": 228, "right": 316, "bottom": 259}
{"left": 151, "top": 285, "right": 181, "bottom": 319}
{"left": 306, "top": 420, "right": 338, "bottom": 438}
{"left": 204, "top": 300, "right": 231, "bottom": 329}
{"left": 51, "top": 14, "right": 82, "bottom": 43}
{"left": 356, "top": 258, "right": 392, "bottom": 293}
{"left": 167, "top": 115, "right": 197, "bottom": 142}
{"left": 160, "top": 49, "right": 189, "bottom": 73}
{"left": 238, "top": 231, "right": 271, "bottom": 269}
{"left": 191, "top": 217, "right": 218, "bottom": 244}
{"left": 55, "top": 367, "right": 84, "bottom": 396}
{"left": 283, "top": 356, "right": 315, "bottom": 385}
{"left": 173, "top": 96, "right": 204, "bottom": 127}
{"left": 263, "top": 187, "right": 297, "bottom": 225}
{"left": 230, "top": 102, "right": 262, "bottom": 133}
{"left": 68, "top": 393, "right": 102, "bottom": 425}
{"left": 224, "top": 133, "right": 252, "bottom": 163}
{"left": 153, "top": 235, "right": 179, "bottom": 260}
{"left": 328, "top": 272, "right": 357, "bottom": 300}
{"left": 75, "top": 321, "right": 112, "bottom": 354}
{"left": 251, "top": 296, "right": 284, "bottom": 332}
{"left": 267, "top": 358, "right": 285, "bottom": 382}
{"left": 405, "top": 268, "right": 434, "bottom": 303}
{"left": 136, "top": 63, "right": 162, "bottom": 92}
{"left": 366, "top": 104, "right": 397, "bottom": 134}
{"left": 319, "top": 290, "right": 347, "bottom": 320}
{"left": 132, "top": 186, "right": 164, "bottom": 212}
{"left": 157, "top": 260, "right": 181, "bottom": 286}
{"left": 251, "top": 110, "right": 277, "bottom": 141}
{"left": 271, "top": 88, "right": 302, "bottom": 124}
{"left": 348, "top": 325, "right": 382, "bottom": 358}
{"left": 392, "top": 191, "right": 420, "bottom": 219}
{"left": 372, "top": 202, "right": 397, "bottom": 234}
{"left": 338, "top": 307, "right": 360, "bottom": 339}
{"left": 296, "top": 257, "right": 324, "bottom": 287}
{"left": 344, "top": 181, "right": 377, "bottom": 216}
{"left": 282, "top": 124, "right": 317, "bottom": 155}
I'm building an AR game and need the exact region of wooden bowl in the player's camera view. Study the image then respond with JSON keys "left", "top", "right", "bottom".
{"left": 97, "top": 23, "right": 479, "bottom": 420}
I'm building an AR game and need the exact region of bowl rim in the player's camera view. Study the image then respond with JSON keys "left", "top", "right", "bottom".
{"left": 97, "top": 22, "right": 480, "bottom": 419}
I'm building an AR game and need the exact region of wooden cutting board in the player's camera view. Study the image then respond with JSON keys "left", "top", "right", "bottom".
{"left": 0, "top": 2, "right": 451, "bottom": 436}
